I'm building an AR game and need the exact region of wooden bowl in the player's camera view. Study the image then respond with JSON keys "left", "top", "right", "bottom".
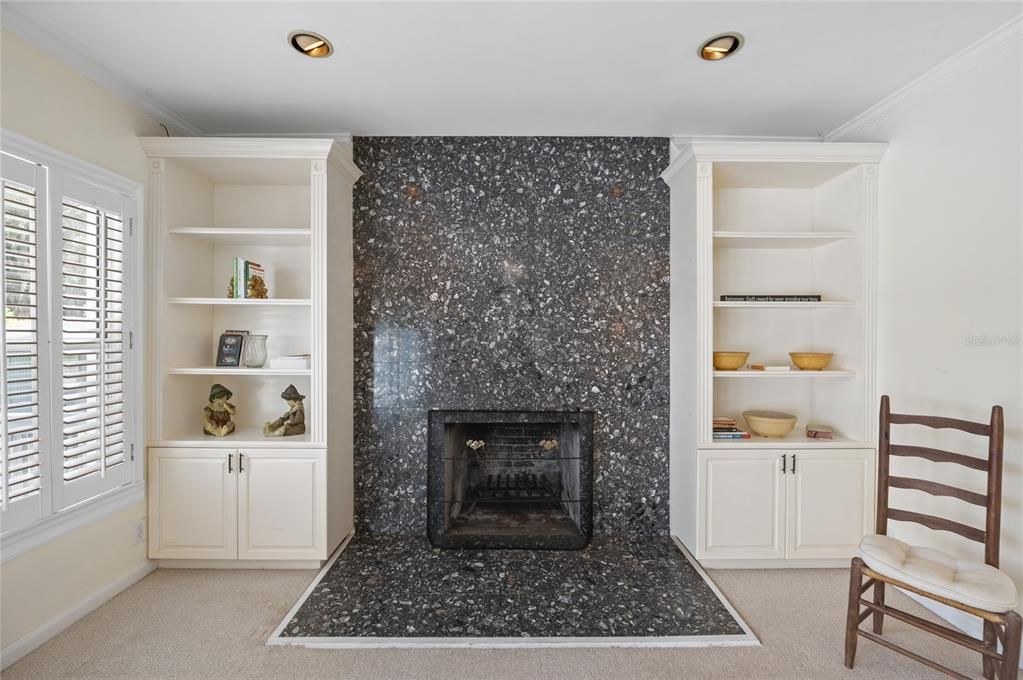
{"left": 789, "top": 352, "right": 833, "bottom": 371}
{"left": 743, "top": 410, "right": 797, "bottom": 438}
{"left": 713, "top": 351, "right": 749, "bottom": 370}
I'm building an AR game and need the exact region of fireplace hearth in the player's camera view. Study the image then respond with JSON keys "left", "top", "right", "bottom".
{"left": 427, "top": 410, "right": 593, "bottom": 549}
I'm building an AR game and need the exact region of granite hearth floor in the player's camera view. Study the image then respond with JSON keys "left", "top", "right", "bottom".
{"left": 272, "top": 535, "right": 752, "bottom": 645}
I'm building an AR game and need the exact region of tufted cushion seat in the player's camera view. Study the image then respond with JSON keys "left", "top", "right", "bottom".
{"left": 859, "top": 534, "right": 1019, "bottom": 613}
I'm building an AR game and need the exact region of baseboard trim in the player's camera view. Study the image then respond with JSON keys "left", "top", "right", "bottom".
{"left": 0, "top": 560, "right": 156, "bottom": 670}
{"left": 157, "top": 558, "right": 323, "bottom": 570}
{"left": 899, "top": 589, "right": 1023, "bottom": 670}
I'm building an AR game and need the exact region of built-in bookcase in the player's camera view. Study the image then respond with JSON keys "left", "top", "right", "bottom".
{"left": 141, "top": 138, "right": 361, "bottom": 565}
{"left": 664, "top": 141, "right": 887, "bottom": 565}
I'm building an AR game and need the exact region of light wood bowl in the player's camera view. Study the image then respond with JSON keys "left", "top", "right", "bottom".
{"left": 713, "top": 351, "right": 749, "bottom": 370}
{"left": 789, "top": 352, "right": 834, "bottom": 371}
{"left": 743, "top": 410, "right": 798, "bottom": 438}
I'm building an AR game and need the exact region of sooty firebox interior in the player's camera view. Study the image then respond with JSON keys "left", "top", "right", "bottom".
{"left": 427, "top": 410, "right": 593, "bottom": 549}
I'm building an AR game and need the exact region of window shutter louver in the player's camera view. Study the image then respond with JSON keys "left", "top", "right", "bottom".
{"left": 59, "top": 197, "right": 127, "bottom": 495}
{"left": 3, "top": 180, "right": 43, "bottom": 504}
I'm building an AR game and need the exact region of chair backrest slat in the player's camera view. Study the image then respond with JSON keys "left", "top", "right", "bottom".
{"left": 887, "top": 476, "right": 988, "bottom": 506}
{"left": 889, "top": 444, "right": 988, "bottom": 471}
{"left": 888, "top": 413, "right": 991, "bottom": 437}
{"left": 887, "top": 508, "right": 986, "bottom": 543}
{"left": 877, "top": 395, "right": 1004, "bottom": 567}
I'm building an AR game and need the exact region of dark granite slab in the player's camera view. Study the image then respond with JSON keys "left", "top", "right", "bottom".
{"left": 352, "top": 137, "right": 671, "bottom": 537}
{"left": 280, "top": 536, "right": 745, "bottom": 639}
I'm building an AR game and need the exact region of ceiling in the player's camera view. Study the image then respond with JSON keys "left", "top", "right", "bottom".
{"left": 4, "top": 1, "right": 1019, "bottom": 137}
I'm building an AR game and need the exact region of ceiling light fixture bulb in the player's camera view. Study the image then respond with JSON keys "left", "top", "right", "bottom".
{"left": 699, "top": 32, "right": 744, "bottom": 61}
{"left": 290, "top": 31, "right": 333, "bottom": 58}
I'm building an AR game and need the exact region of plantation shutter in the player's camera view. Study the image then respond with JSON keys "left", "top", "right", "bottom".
{"left": 55, "top": 177, "right": 130, "bottom": 509}
{"left": 1, "top": 153, "right": 48, "bottom": 531}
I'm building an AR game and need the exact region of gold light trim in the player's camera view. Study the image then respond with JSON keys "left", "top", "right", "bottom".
{"left": 699, "top": 33, "right": 744, "bottom": 61}
{"left": 290, "top": 31, "right": 333, "bottom": 58}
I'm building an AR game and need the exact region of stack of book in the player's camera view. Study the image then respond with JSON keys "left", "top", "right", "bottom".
{"left": 750, "top": 363, "right": 790, "bottom": 372}
{"left": 806, "top": 424, "right": 833, "bottom": 440}
{"left": 713, "top": 416, "right": 751, "bottom": 440}
{"left": 232, "top": 257, "right": 269, "bottom": 299}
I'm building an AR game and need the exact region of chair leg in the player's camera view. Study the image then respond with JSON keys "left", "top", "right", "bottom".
{"left": 1000, "top": 611, "right": 1021, "bottom": 680}
{"left": 872, "top": 580, "right": 886, "bottom": 634}
{"left": 984, "top": 620, "right": 998, "bottom": 679}
{"left": 845, "top": 557, "right": 864, "bottom": 669}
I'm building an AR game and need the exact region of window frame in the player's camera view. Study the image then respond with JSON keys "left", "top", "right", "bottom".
{"left": 0, "top": 129, "right": 144, "bottom": 562}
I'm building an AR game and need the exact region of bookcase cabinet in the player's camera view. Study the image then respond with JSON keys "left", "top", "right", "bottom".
{"left": 663, "top": 141, "right": 887, "bottom": 567}
{"left": 140, "top": 137, "right": 361, "bottom": 566}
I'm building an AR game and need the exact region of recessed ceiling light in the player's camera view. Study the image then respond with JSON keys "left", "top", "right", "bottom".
{"left": 289, "top": 31, "right": 333, "bottom": 58}
{"left": 699, "top": 32, "right": 744, "bottom": 61}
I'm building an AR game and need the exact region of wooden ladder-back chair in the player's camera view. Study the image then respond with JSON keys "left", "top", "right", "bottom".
{"left": 845, "top": 395, "right": 1020, "bottom": 680}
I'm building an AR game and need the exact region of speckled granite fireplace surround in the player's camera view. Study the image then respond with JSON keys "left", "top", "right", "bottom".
{"left": 272, "top": 137, "right": 750, "bottom": 644}
{"left": 353, "top": 136, "right": 671, "bottom": 538}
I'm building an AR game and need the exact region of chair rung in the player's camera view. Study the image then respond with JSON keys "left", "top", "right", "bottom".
{"left": 858, "top": 599, "right": 999, "bottom": 658}
{"left": 859, "top": 578, "right": 877, "bottom": 595}
{"left": 857, "top": 630, "right": 973, "bottom": 680}
{"left": 858, "top": 608, "right": 872, "bottom": 624}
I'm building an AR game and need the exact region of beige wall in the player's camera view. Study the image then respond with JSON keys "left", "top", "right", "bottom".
{"left": 0, "top": 29, "right": 163, "bottom": 650}
{"left": 844, "top": 41, "right": 1022, "bottom": 595}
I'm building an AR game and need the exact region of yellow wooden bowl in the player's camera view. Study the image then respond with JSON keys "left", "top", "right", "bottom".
{"left": 743, "top": 410, "right": 797, "bottom": 438}
{"left": 713, "top": 351, "right": 749, "bottom": 370}
{"left": 789, "top": 352, "right": 833, "bottom": 371}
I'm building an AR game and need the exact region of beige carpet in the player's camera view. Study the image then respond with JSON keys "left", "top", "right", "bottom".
{"left": 3, "top": 566, "right": 985, "bottom": 680}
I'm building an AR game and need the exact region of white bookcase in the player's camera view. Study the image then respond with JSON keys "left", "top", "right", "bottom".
{"left": 663, "top": 141, "right": 887, "bottom": 567}
{"left": 140, "top": 137, "right": 361, "bottom": 566}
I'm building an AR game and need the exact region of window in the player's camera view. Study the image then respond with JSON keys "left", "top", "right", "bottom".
{"left": 1, "top": 133, "right": 141, "bottom": 542}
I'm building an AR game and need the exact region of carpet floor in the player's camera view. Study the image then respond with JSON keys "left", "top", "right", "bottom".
{"left": 3, "top": 563, "right": 987, "bottom": 679}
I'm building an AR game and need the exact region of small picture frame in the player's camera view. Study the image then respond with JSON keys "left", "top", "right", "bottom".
{"left": 215, "top": 332, "right": 247, "bottom": 367}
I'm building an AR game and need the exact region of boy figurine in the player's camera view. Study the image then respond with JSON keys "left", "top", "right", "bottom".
{"left": 203, "top": 383, "right": 236, "bottom": 437}
{"left": 263, "top": 384, "right": 306, "bottom": 437}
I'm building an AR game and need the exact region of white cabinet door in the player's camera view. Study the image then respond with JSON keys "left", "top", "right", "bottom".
{"left": 149, "top": 448, "right": 237, "bottom": 559}
{"left": 237, "top": 449, "right": 326, "bottom": 560}
{"left": 786, "top": 449, "right": 875, "bottom": 560}
{"left": 698, "top": 450, "right": 786, "bottom": 560}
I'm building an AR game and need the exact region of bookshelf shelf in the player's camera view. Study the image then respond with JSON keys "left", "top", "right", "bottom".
{"left": 703, "top": 431, "right": 870, "bottom": 449}
{"left": 147, "top": 426, "right": 313, "bottom": 449}
{"left": 713, "top": 369, "right": 856, "bottom": 378}
{"left": 168, "top": 297, "right": 312, "bottom": 306}
{"left": 170, "top": 227, "right": 311, "bottom": 245}
{"left": 713, "top": 300, "right": 856, "bottom": 309}
{"left": 167, "top": 366, "right": 312, "bottom": 376}
{"left": 713, "top": 231, "right": 858, "bottom": 249}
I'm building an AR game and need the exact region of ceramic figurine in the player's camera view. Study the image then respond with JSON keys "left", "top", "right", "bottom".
{"left": 263, "top": 384, "right": 306, "bottom": 437}
{"left": 203, "top": 383, "right": 236, "bottom": 437}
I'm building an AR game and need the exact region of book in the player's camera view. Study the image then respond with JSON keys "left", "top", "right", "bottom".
{"left": 268, "top": 354, "right": 311, "bottom": 370}
{"left": 720, "top": 295, "right": 823, "bottom": 302}
{"left": 243, "top": 260, "right": 268, "bottom": 299}
{"left": 750, "top": 364, "right": 791, "bottom": 371}
{"left": 806, "top": 424, "right": 833, "bottom": 440}
{"left": 215, "top": 331, "right": 248, "bottom": 367}
{"left": 713, "top": 432, "right": 751, "bottom": 439}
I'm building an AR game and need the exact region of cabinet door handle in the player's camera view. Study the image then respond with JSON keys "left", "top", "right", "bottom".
{"left": 781, "top": 454, "right": 787, "bottom": 474}
{"left": 228, "top": 453, "right": 233, "bottom": 474}
{"left": 239, "top": 453, "right": 244, "bottom": 472}
{"left": 791, "top": 454, "right": 797, "bottom": 474}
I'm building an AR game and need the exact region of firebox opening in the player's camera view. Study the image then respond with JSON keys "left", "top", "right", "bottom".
{"left": 428, "top": 411, "right": 593, "bottom": 550}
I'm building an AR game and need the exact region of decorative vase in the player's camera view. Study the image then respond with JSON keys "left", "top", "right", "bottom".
{"left": 242, "top": 334, "right": 268, "bottom": 368}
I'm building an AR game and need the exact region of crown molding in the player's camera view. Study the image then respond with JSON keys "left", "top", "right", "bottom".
{"left": 671, "top": 134, "right": 822, "bottom": 147}
{"left": 825, "top": 14, "right": 1023, "bottom": 141}
{"left": 1, "top": 4, "right": 205, "bottom": 136}
{"left": 214, "top": 132, "right": 354, "bottom": 146}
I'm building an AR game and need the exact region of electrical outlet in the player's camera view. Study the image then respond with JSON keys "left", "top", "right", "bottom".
{"left": 133, "top": 517, "right": 147, "bottom": 545}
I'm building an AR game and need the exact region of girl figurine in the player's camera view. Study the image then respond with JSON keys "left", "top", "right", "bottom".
{"left": 203, "top": 383, "right": 236, "bottom": 437}
{"left": 263, "top": 384, "right": 306, "bottom": 437}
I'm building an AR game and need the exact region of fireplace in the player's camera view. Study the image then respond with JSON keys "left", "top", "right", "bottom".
{"left": 427, "top": 410, "right": 593, "bottom": 549}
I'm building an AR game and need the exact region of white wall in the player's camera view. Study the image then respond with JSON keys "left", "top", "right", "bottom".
{"left": 0, "top": 28, "right": 164, "bottom": 655}
{"left": 842, "top": 39, "right": 1022, "bottom": 596}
